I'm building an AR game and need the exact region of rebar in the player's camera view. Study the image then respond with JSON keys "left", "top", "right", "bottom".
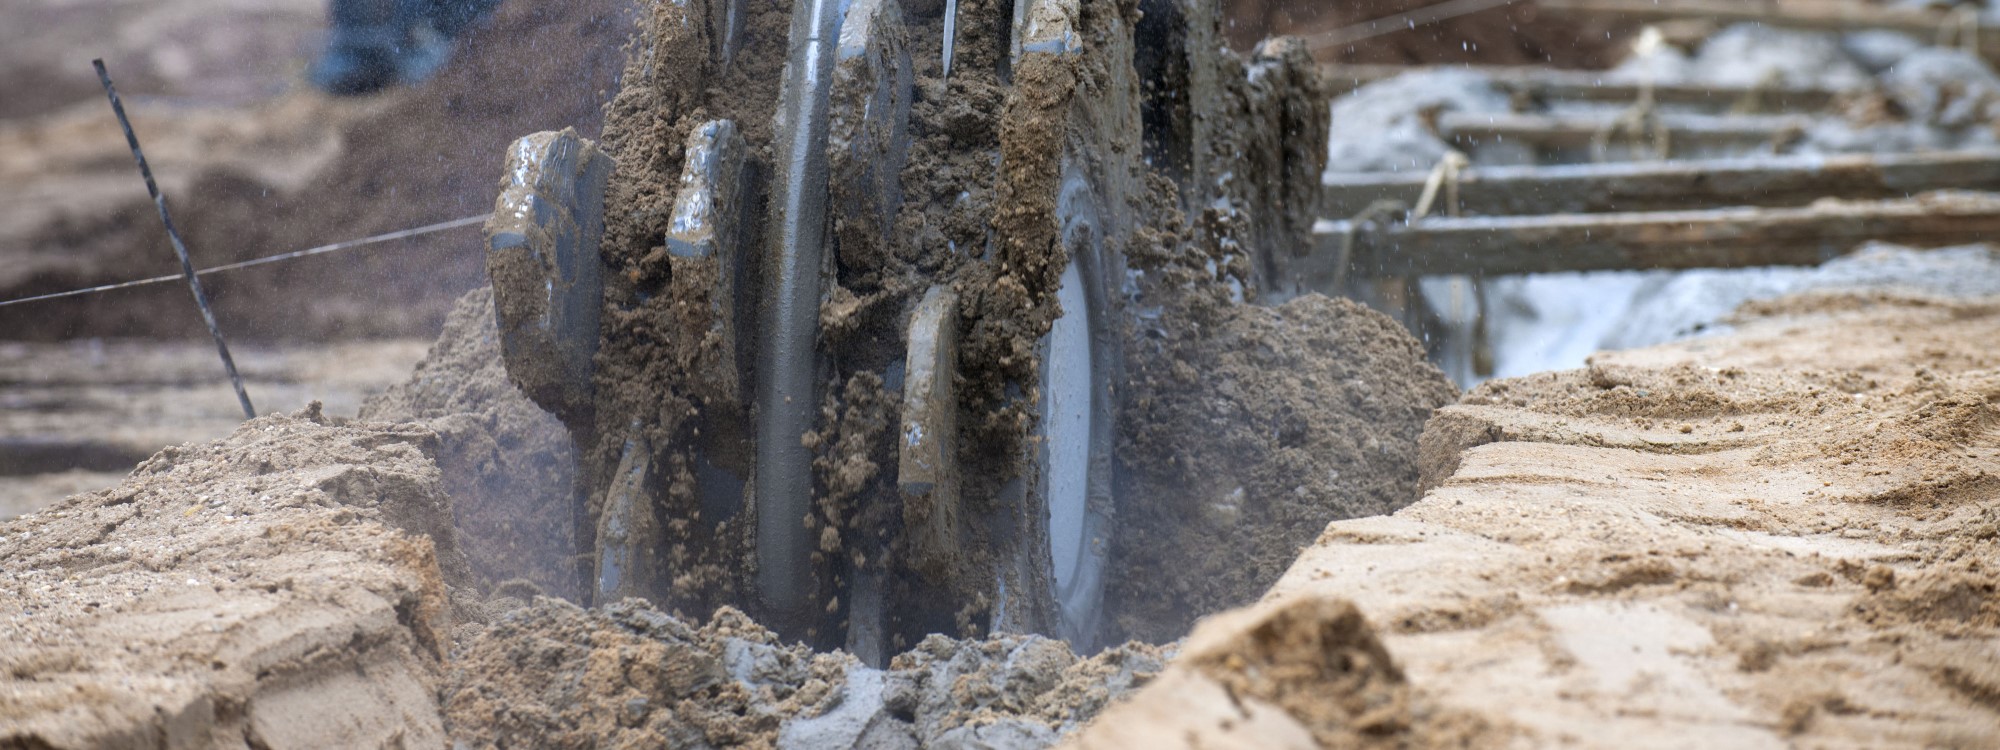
{"left": 94, "top": 59, "right": 255, "bottom": 421}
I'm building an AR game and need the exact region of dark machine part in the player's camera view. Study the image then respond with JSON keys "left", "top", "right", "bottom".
{"left": 484, "top": 0, "right": 1324, "bottom": 656}
{"left": 754, "top": 0, "right": 851, "bottom": 640}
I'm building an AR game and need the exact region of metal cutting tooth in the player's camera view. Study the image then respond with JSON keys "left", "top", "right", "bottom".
{"left": 665, "top": 119, "right": 752, "bottom": 398}
{"left": 667, "top": 120, "right": 748, "bottom": 262}
{"left": 898, "top": 286, "right": 962, "bottom": 582}
{"left": 943, "top": 0, "right": 958, "bottom": 78}
{"left": 829, "top": 0, "right": 914, "bottom": 267}
{"left": 716, "top": 0, "right": 745, "bottom": 68}
{"left": 483, "top": 129, "right": 613, "bottom": 422}
{"left": 1013, "top": 0, "right": 1083, "bottom": 61}
{"left": 594, "top": 436, "right": 658, "bottom": 603}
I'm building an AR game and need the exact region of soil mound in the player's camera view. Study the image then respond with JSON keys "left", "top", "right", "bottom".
{"left": 444, "top": 597, "right": 1169, "bottom": 749}
{"left": 1079, "top": 290, "right": 2000, "bottom": 747}
{"left": 0, "top": 407, "right": 465, "bottom": 748}
{"left": 1108, "top": 229, "right": 1458, "bottom": 643}
{"left": 361, "top": 287, "right": 581, "bottom": 602}
{"left": 1067, "top": 595, "right": 1497, "bottom": 749}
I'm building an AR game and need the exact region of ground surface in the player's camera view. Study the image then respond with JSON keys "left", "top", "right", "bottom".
{"left": 0, "top": 409, "right": 467, "bottom": 748}
{"left": 0, "top": 404, "right": 1170, "bottom": 749}
{"left": 1067, "top": 289, "right": 2000, "bottom": 748}
{"left": 8, "top": 1, "right": 2000, "bottom": 747}
{"left": 9, "top": 286, "right": 1996, "bottom": 748}
{"left": 0, "top": 338, "right": 428, "bottom": 520}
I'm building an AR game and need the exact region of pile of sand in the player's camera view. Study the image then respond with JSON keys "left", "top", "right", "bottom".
{"left": 1107, "top": 211, "right": 1458, "bottom": 644}
{"left": 1072, "top": 290, "right": 2000, "bottom": 747}
{"left": 444, "top": 598, "right": 1166, "bottom": 749}
{"left": 0, "top": 407, "right": 466, "bottom": 747}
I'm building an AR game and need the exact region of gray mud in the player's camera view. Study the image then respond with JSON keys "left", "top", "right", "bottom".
{"left": 442, "top": 597, "right": 1169, "bottom": 749}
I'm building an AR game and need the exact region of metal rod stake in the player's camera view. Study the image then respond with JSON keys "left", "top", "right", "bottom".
{"left": 94, "top": 59, "right": 255, "bottom": 421}
{"left": 943, "top": 0, "right": 958, "bottom": 78}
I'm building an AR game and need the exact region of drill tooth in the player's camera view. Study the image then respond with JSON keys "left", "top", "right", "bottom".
{"left": 943, "top": 0, "right": 957, "bottom": 79}
{"left": 484, "top": 129, "right": 613, "bottom": 422}
{"left": 665, "top": 120, "right": 752, "bottom": 400}
{"left": 898, "top": 286, "right": 963, "bottom": 583}
{"left": 830, "top": 0, "right": 915, "bottom": 269}
{"left": 594, "top": 436, "right": 659, "bottom": 603}
{"left": 717, "top": 0, "right": 745, "bottom": 69}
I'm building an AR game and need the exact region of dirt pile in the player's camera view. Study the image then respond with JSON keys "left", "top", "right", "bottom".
{"left": 1107, "top": 223, "right": 1457, "bottom": 643}
{"left": 442, "top": 598, "right": 845, "bottom": 748}
{"left": 361, "top": 287, "right": 581, "bottom": 602}
{"left": 0, "top": 393, "right": 1171, "bottom": 749}
{"left": 0, "top": 406, "right": 465, "bottom": 748}
{"left": 1079, "top": 289, "right": 2000, "bottom": 747}
{"left": 443, "top": 597, "right": 1168, "bottom": 749}
{"left": 1068, "top": 596, "right": 1500, "bottom": 749}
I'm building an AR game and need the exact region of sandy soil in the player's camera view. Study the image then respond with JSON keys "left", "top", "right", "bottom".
{"left": 1067, "top": 289, "right": 2000, "bottom": 748}
{"left": 13, "top": 2, "right": 1999, "bottom": 747}
{"left": 0, "top": 401, "right": 1169, "bottom": 749}
{"left": 0, "top": 338, "right": 428, "bottom": 520}
{"left": 0, "top": 407, "right": 468, "bottom": 748}
{"left": 361, "top": 289, "right": 583, "bottom": 603}
{"left": 24, "top": 286, "right": 1998, "bottom": 749}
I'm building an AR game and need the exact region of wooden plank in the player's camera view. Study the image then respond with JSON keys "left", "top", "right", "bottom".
{"left": 1313, "top": 191, "right": 2000, "bottom": 277}
{"left": 1321, "top": 150, "right": 2000, "bottom": 217}
{"left": 1436, "top": 111, "right": 1810, "bottom": 150}
{"left": 1321, "top": 64, "right": 1840, "bottom": 111}
{"left": 1534, "top": 0, "right": 2000, "bottom": 54}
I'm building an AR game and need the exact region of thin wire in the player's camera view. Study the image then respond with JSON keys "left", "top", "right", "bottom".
{"left": 0, "top": 213, "right": 492, "bottom": 309}
{"left": 1304, "top": 0, "right": 1524, "bottom": 54}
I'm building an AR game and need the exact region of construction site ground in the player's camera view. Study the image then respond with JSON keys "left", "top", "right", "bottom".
{"left": 1073, "top": 291, "right": 2000, "bottom": 748}
{"left": 5, "top": 286, "right": 1996, "bottom": 747}
{"left": 5, "top": 0, "right": 2000, "bottom": 747}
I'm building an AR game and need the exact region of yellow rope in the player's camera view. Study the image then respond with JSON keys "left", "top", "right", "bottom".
{"left": 1413, "top": 150, "right": 1471, "bottom": 220}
